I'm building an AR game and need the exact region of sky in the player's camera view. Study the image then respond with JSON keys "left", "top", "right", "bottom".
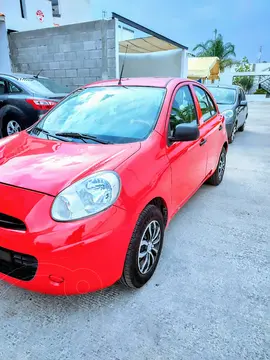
{"left": 91, "top": 0, "right": 270, "bottom": 63}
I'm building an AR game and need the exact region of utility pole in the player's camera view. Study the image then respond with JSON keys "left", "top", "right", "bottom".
{"left": 258, "top": 46, "right": 262, "bottom": 63}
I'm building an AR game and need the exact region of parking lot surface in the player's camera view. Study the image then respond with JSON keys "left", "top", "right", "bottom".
{"left": 0, "top": 102, "right": 269, "bottom": 360}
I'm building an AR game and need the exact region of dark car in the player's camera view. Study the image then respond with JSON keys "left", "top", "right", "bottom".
{"left": 207, "top": 84, "right": 248, "bottom": 143}
{"left": 0, "top": 73, "right": 69, "bottom": 137}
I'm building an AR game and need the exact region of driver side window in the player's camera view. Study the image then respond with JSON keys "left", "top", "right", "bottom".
{"left": 169, "top": 85, "right": 198, "bottom": 137}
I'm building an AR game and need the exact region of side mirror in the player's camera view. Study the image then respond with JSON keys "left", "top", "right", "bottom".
{"left": 169, "top": 124, "right": 200, "bottom": 142}
{"left": 240, "top": 100, "right": 247, "bottom": 106}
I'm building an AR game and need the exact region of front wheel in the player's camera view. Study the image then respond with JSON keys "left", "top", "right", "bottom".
{"left": 120, "top": 205, "right": 164, "bottom": 289}
{"left": 228, "top": 122, "right": 237, "bottom": 143}
{"left": 238, "top": 122, "right": 245, "bottom": 132}
{"left": 207, "top": 147, "right": 227, "bottom": 186}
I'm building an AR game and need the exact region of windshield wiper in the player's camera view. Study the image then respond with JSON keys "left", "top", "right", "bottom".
{"left": 55, "top": 132, "right": 111, "bottom": 144}
{"left": 31, "top": 127, "right": 69, "bottom": 142}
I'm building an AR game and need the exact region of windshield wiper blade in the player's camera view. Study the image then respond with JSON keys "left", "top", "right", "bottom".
{"left": 55, "top": 132, "right": 111, "bottom": 144}
{"left": 31, "top": 127, "right": 69, "bottom": 142}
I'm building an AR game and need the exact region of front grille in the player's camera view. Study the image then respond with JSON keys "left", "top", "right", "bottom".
{"left": 0, "top": 247, "right": 38, "bottom": 281}
{"left": 0, "top": 213, "right": 26, "bottom": 231}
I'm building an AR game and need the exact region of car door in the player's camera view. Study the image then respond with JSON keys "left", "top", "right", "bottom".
{"left": 166, "top": 83, "right": 208, "bottom": 212}
{"left": 192, "top": 85, "right": 224, "bottom": 176}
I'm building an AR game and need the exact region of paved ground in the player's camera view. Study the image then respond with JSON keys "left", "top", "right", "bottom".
{"left": 0, "top": 102, "right": 269, "bottom": 360}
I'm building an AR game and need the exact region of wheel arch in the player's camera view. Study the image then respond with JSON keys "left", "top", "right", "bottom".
{"left": 146, "top": 197, "right": 168, "bottom": 227}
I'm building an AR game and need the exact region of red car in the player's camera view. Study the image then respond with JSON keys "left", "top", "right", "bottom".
{"left": 0, "top": 78, "right": 228, "bottom": 295}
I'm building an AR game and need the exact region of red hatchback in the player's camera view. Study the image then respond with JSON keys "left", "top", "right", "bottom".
{"left": 0, "top": 78, "right": 228, "bottom": 295}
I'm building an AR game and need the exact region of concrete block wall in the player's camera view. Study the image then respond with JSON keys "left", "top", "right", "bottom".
{"left": 8, "top": 20, "right": 116, "bottom": 91}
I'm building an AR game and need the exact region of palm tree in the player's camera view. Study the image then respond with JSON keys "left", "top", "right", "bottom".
{"left": 193, "top": 30, "right": 236, "bottom": 72}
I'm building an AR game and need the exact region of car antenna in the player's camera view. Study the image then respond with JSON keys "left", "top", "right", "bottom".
{"left": 118, "top": 45, "right": 128, "bottom": 86}
{"left": 34, "top": 69, "right": 43, "bottom": 79}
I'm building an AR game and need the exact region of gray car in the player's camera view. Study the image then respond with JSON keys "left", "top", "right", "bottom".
{"left": 207, "top": 84, "right": 248, "bottom": 143}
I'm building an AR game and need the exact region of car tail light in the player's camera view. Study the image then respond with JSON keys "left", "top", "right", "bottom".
{"left": 26, "top": 98, "right": 58, "bottom": 111}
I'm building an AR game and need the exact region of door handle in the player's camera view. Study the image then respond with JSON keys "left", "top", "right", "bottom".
{"left": 200, "top": 139, "right": 207, "bottom": 146}
{"left": 219, "top": 124, "right": 223, "bottom": 130}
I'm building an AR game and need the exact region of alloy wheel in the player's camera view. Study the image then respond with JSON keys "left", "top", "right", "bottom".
{"left": 137, "top": 220, "right": 161, "bottom": 275}
{"left": 7, "top": 120, "right": 21, "bottom": 136}
{"left": 218, "top": 151, "right": 226, "bottom": 181}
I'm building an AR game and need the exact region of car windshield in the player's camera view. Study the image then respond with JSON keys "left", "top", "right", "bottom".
{"left": 32, "top": 86, "right": 166, "bottom": 144}
{"left": 207, "top": 87, "right": 236, "bottom": 105}
{"left": 18, "top": 78, "right": 68, "bottom": 96}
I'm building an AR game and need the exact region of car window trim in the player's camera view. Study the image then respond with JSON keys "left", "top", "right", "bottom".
{"left": 166, "top": 82, "right": 199, "bottom": 146}
{"left": 193, "top": 84, "right": 217, "bottom": 123}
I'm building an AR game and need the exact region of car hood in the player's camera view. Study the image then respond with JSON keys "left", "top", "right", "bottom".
{"left": 217, "top": 104, "right": 235, "bottom": 113}
{"left": 0, "top": 132, "right": 140, "bottom": 196}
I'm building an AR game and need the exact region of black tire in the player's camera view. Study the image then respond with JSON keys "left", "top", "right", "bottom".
{"left": 121, "top": 205, "right": 164, "bottom": 289}
{"left": 207, "top": 147, "right": 227, "bottom": 186}
{"left": 1, "top": 115, "right": 24, "bottom": 137}
{"left": 238, "top": 122, "right": 245, "bottom": 132}
{"left": 228, "top": 122, "right": 237, "bottom": 143}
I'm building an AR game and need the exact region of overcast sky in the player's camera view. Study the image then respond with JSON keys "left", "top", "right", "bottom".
{"left": 92, "top": 0, "right": 270, "bottom": 63}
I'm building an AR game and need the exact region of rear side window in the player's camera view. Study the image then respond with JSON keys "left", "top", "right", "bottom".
{"left": 7, "top": 81, "right": 21, "bottom": 93}
{"left": 0, "top": 79, "right": 6, "bottom": 95}
{"left": 169, "top": 85, "right": 198, "bottom": 135}
{"left": 194, "top": 86, "right": 217, "bottom": 122}
{"left": 240, "top": 89, "right": 246, "bottom": 101}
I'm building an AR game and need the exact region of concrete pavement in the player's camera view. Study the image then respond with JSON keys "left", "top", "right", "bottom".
{"left": 0, "top": 102, "right": 269, "bottom": 360}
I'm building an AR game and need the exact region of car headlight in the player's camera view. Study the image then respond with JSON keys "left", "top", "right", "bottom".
{"left": 221, "top": 109, "right": 234, "bottom": 121}
{"left": 51, "top": 171, "right": 121, "bottom": 221}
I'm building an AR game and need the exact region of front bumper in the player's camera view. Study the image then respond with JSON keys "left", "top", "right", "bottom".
{"left": 0, "top": 183, "right": 134, "bottom": 295}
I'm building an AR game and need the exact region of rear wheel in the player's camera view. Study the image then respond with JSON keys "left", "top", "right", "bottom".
{"left": 207, "top": 147, "right": 227, "bottom": 186}
{"left": 121, "top": 205, "right": 164, "bottom": 289}
{"left": 2, "top": 116, "right": 24, "bottom": 137}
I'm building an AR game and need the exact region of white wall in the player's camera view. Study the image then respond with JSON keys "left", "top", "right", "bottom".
{"left": 0, "top": 0, "right": 54, "bottom": 31}
{"left": 119, "top": 49, "right": 188, "bottom": 78}
{"left": 0, "top": 20, "right": 11, "bottom": 72}
{"left": 53, "top": 0, "right": 92, "bottom": 26}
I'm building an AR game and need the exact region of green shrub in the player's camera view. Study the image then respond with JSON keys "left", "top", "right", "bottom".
{"left": 254, "top": 88, "right": 268, "bottom": 94}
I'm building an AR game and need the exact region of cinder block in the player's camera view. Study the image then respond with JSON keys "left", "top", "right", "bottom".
{"left": 108, "top": 67, "right": 116, "bottom": 79}
{"left": 108, "top": 58, "right": 116, "bottom": 68}
{"left": 90, "top": 68, "right": 102, "bottom": 77}
{"left": 65, "top": 52, "right": 77, "bottom": 61}
{"left": 54, "top": 69, "right": 66, "bottom": 78}
{"left": 70, "top": 42, "right": 84, "bottom": 51}
{"left": 66, "top": 69, "right": 78, "bottom": 78}
{"left": 73, "top": 77, "right": 85, "bottom": 86}
{"left": 84, "top": 41, "right": 96, "bottom": 51}
{"left": 89, "top": 50, "right": 102, "bottom": 59}
{"left": 107, "top": 48, "right": 116, "bottom": 58}
{"left": 37, "top": 45, "right": 48, "bottom": 54}
{"left": 107, "top": 29, "right": 115, "bottom": 39}
{"left": 49, "top": 62, "right": 60, "bottom": 70}
{"left": 107, "top": 39, "right": 115, "bottom": 50}
{"left": 47, "top": 43, "right": 60, "bottom": 53}
{"left": 42, "top": 53, "right": 55, "bottom": 62}
{"left": 78, "top": 69, "right": 90, "bottom": 77}
{"left": 83, "top": 59, "right": 97, "bottom": 68}
{"left": 95, "top": 40, "right": 102, "bottom": 50}
{"left": 54, "top": 53, "right": 65, "bottom": 62}
{"left": 79, "top": 32, "right": 89, "bottom": 42}
{"left": 59, "top": 60, "right": 72, "bottom": 69}
{"left": 59, "top": 43, "right": 71, "bottom": 53}
{"left": 93, "top": 31, "right": 102, "bottom": 41}
{"left": 71, "top": 60, "right": 82, "bottom": 69}
{"left": 42, "top": 70, "right": 55, "bottom": 78}
{"left": 76, "top": 50, "right": 90, "bottom": 60}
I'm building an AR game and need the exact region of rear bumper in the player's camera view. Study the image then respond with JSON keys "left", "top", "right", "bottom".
{"left": 0, "top": 183, "right": 134, "bottom": 295}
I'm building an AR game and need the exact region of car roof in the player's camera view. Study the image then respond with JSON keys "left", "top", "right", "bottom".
{"left": 0, "top": 72, "right": 48, "bottom": 80}
{"left": 206, "top": 83, "right": 240, "bottom": 90}
{"left": 86, "top": 77, "right": 192, "bottom": 88}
